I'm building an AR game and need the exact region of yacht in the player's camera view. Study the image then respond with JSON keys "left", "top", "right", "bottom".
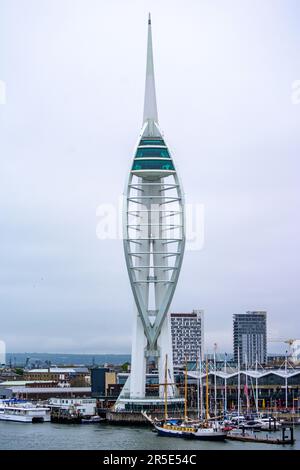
{"left": 0, "top": 400, "right": 51, "bottom": 423}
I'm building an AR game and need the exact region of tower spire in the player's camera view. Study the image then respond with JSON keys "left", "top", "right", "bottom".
{"left": 143, "top": 13, "right": 158, "bottom": 125}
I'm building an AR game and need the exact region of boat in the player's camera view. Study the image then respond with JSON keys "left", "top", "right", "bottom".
{"left": 183, "top": 425, "right": 228, "bottom": 441}
{"left": 50, "top": 408, "right": 82, "bottom": 424}
{"left": 182, "top": 359, "right": 226, "bottom": 441}
{"left": 147, "top": 356, "right": 227, "bottom": 441}
{"left": 81, "top": 415, "right": 105, "bottom": 424}
{"left": 259, "top": 417, "right": 282, "bottom": 430}
{"left": 0, "top": 400, "right": 50, "bottom": 423}
{"left": 238, "top": 419, "right": 263, "bottom": 431}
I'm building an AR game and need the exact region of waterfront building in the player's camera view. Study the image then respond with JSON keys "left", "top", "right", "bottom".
{"left": 0, "top": 370, "right": 20, "bottom": 382}
{"left": 188, "top": 366, "right": 300, "bottom": 411}
{"left": 24, "top": 367, "right": 90, "bottom": 386}
{"left": 91, "top": 368, "right": 116, "bottom": 398}
{"left": 170, "top": 310, "right": 204, "bottom": 366}
{"left": 118, "top": 14, "right": 185, "bottom": 408}
{"left": 233, "top": 311, "right": 267, "bottom": 365}
{"left": 48, "top": 397, "right": 97, "bottom": 417}
{"left": 0, "top": 380, "right": 91, "bottom": 400}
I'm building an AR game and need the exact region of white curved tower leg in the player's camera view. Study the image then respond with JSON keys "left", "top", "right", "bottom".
{"left": 130, "top": 313, "right": 147, "bottom": 398}
{"left": 158, "top": 315, "right": 175, "bottom": 398}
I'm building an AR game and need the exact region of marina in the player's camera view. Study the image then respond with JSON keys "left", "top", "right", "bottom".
{"left": 0, "top": 421, "right": 299, "bottom": 450}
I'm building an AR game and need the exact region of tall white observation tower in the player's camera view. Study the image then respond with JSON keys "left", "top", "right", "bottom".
{"left": 120, "top": 14, "right": 185, "bottom": 406}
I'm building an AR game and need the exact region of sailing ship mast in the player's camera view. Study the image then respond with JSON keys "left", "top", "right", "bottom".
{"left": 205, "top": 358, "right": 209, "bottom": 422}
{"left": 237, "top": 347, "right": 241, "bottom": 424}
{"left": 245, "top": 353, "right": 250, "bottom": 413}
{"left": 196, "top": 354, "right": 200, "bottom": 420}
{"left": 197, "top": 348, "right": 204, "bottom": 420}
{"left": 224, "top": 352, "right": 227, "bottom": 417}
{"left": 213, "top": 343, "right": 217, "bottom": 419}
{"left": 255, "top": 354, "right": 258, "bottom": 413}
{"left": 164, "top": 354, "right": 168, "bottom": 421}
{"left": 184, "top": 360, "right": 188, "bottom": 420}
{"left": 199, "top": 350, "right": 203, "bottom": 420}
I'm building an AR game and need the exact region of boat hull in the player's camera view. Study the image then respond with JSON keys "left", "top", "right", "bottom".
{"left": 155, "top": 424, "right": 227, "bottom": 441}
{"left": 184, "top": 431, "right": 227, "bottom": 441}
{"left": 0, "top": 414, "right": 50, "bottom": 423}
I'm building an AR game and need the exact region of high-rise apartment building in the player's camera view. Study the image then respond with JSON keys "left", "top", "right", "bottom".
{"left": 233, "top": 311, "right": 267, "bottom": 365}
{"left": 170, "top": 310, "right": 204, "bottom": 366}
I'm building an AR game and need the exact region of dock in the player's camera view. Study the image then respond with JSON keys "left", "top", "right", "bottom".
{"left": 227, "top": 427, "right": 295, "bottom": 445}
{"left": 105, "top": 409, "right": 199, "bottom": 425}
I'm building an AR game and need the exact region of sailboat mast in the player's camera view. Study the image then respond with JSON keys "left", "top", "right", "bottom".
{"left": 224, "top": 352, "right": 227, "bottom": 418}
{"left": 205, "top": 358, "right": 209, "bottom": 422}
{"left": 285, "top": 350, "right": 288, "bottom": 409}
{"left": 164, "top": 354, "right": 168, "bottom": 421}
{"left": 245, "top": 353, "right": 249, "bottom": 413}
{"left": 199, "top": 348, "right": 203, "bottom": 420}
{"left": 214, "top": 344, "right": 217, "bottom": 419}
{"left": 184, "top": 361, "right": 188, "bottom": 420}
{"left": 255, "top": 354, "right": 258, "bottom": 413}
{"left": 196, "top": 354, "right": 200, "bottom": 420}
{"left": 237, "top": 348, "right": 240, "bottom": 424}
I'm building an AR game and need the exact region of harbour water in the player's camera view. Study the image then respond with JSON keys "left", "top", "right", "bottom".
{"left": 5, "top": 353, "right": 131, "bottom": 367}
{"left": 0, "top": 422, "right": 299, "bottom": 450}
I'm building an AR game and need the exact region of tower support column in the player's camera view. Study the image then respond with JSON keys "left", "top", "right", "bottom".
{"left": 158, "top": 314, "right": 175, "bottom": 398}
{"left": 129, "top": 313, "right": 147, "bottom": 398}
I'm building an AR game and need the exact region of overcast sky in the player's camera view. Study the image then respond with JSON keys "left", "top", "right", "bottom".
{"left": 1, "top": 0, "right": 299, "bottom": 354}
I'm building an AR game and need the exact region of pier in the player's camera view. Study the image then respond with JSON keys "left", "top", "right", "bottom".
{"left": 105, "top": 409, "right": 199, "bottom": 425}
{"left": 227, "top": 426, "right": 295, "bottom": 445}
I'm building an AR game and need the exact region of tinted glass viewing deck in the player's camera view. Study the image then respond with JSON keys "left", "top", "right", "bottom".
{"left": 132, "top": 159, "right": 175, "bottom": 171}
{"left": 135, "top": 148, "right": 170, "bottom": 158}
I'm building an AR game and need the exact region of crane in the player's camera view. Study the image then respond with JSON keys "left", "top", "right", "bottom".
{"left": 268, "top": 338, "right": 300, "bottom": 362}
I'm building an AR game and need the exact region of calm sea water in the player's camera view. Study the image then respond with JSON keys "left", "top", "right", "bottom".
{"left": 0, "top": 422, "right": 298, "bottom": 450}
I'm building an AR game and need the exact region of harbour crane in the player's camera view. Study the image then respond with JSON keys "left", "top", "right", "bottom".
{"left": 268, "top": 338, "right": 300, "bottom": 362}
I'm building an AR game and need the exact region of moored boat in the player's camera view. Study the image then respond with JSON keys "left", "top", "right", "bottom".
{"left": 81, "top": 415, "right": 105, "bottom": 424}
{"left": 154, "top": 421, "right": 227, "bottom": 441}
{"left": 0, "top": 399, "right": 50, "bottom": 423}
{"left": 145, "top": 357, "right": 227, "bottom": 441}
{"left": 184, "top": 425, "right": 227, "bottom": 441}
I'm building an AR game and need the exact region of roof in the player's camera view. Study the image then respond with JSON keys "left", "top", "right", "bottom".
{"left": 26, "top": 368, "right": 89, "bottom": 374}
{"left": 0, "top": 380, "right": 55, "bottom": 387}
{"left": 0, "top": 386, "right": 91, "bottom": 394}
{"left": 188, "top": 369, "right": 300, "bottom": 380}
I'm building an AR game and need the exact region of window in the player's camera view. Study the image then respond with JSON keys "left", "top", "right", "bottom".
{"left": 135, "top": 148, "right": 170, "bottom": 158}
{"left": 139, "top": 139, "right": 165, "bottom": 146}
{"left": 132, "top": 160, "right": 175, "bottom": 171}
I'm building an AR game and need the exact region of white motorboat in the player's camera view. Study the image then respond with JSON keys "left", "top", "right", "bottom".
{"left": 184, "top": 425, "right": 227, "bottom": 441}
{"left": 258, "top": 418, "right": 282, "bottom": 430}
{"left": 0, "top": 400, "right": 50, "bottom": 423}
{"left": 81, "top": 415, "right": 105, "bottom": 424}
